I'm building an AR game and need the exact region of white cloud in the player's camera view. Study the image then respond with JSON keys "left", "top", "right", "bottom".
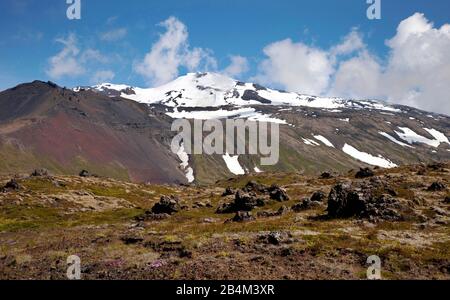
{"left": 46, "top": 34, "right": 85, "bottom": 79}
{"left": 100, "top": 28, "right": 127, "bottom": 42}
{"left": 81, "top": 48, "right": 108, "bottom": 64}
{"left": 254, "top": 13, "right": 450, "bottom": 115}
{"left": 134, "top": 16, "right": 217, "bottom": 86}
{"left": 254, "top": 39, "right": 334, "bottom": 95}
{"left": 330, "top": 50, "right": 382, "bottom": 99}
{"left": 91, "top": 70, "right": 115, "bottom": 84}
{"left": 223, "top": 55, "right": 249, "bottom": 78}
{"left": 331, "top": 13, "right": 450, "bottom": 114}
{"left": 46, "top": 34, "right": 109, "bottom": 81}
{"left": 330, "top": 28, "right": 365, "bottom": 58}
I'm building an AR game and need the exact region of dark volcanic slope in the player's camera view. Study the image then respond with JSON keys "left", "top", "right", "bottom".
{"left": 0, "top": 81, "right": 186, "bottom": 184}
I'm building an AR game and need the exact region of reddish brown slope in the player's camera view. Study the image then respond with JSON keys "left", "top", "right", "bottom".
{"left": 0, "top": 81, "right": 186, "bottom": 184}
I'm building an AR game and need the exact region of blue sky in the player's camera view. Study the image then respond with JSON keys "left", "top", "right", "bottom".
{"left": 0, "top": 0, "right": 449, "bottom": 113}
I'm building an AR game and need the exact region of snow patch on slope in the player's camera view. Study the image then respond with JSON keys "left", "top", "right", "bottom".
{"left": 379, "top": 132, "right": 414, "bottom": 148}
{"left": 176, "top": 142, "right": 194, "bottom": 183}
{"left": 394, "top": 127, "right": 449, "bottom": 148}
{"left": 223, "top": 153, "right": 245, "bottom": 175}
{"left": 342, "top": 144, "right": 397, "bottom": 168}
{"left": 314, "top": 135, "right": 335, "bottom": 148}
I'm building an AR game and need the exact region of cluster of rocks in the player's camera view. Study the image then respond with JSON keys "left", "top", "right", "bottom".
{"left": 136, "top": 195, "right": 185, "bottom": 221}
{"left": 218, "top": 181, "right": 289, "bottom": 213}
{"left": 326, "top": 179, "right": 409, "bottom": 222}
{"left": 31, "top": 168, "right": 50, "bottom": 177}
{"left": 218, "top": 181, "right": 290, "bottom": 222}
{"left": 1, "top": 179, "right": 20, "bottom": 193}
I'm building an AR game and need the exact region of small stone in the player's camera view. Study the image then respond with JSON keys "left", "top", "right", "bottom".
{"left": 427, "top": 182, "right": 447, "bottom": 192}
{"left": 355, "top": 168, "right": 375, "bottom": 179}
{"left": 231, "top": 211, "right": 255, "bottom": 222}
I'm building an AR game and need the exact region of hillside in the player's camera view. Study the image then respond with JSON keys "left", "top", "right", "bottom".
{"left": 0, "top": 162, "right": 449, "bottom": 279}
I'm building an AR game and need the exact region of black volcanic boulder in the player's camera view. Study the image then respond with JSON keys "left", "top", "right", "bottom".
{"left": 427, "top": 182, "right": 447, "bottom": 192}
{"left": 79, "top": 170, "right": 90, "bottom": 177}
{"left": 327, "top": 182, "right": 406, "bottom": 221}
{"left": 216, "top": 202, "right": 235, "bottom": 214}
{"left": 269, "top": 185, "right": 290, "bottom": 202}
{"left": 222, "top": 187, "right": 236, "bottom": 197}
{"left": 151, "top": 195, "right": 181, "bottom": 215}
{"left": 355, "top": 168, "right": 375, "bottom": 179}
{"left": 327, "top": 183, "right": 367, "bottom": 218}
{"left": 292, "top": 198, "right": 322, "bottom": 212}
{"left": 311, "top": 191, "right": 326, "bottom": 202}
{"left": 319, "top": 172, "right": 333, "bottom": 179}
{"left": 231, "top": 211, "right": 255, "bottom": 222}
{"left": 243, "top": 181, "right": 269, "bottom": 193}
{"left": 2, "top": 179, "right": 20, "bottom": 192}
{"left": 234, "top": 190, "right": 263, "bottom": 211}
{"left": 31, "top": 168, "right": 50, "bottom": 177}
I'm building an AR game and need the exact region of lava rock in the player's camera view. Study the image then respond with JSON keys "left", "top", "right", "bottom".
{"left": 234, "top": 190, "right": 259, "bottom": 211}
{"left": 31, "top": 168, "right": 50, "bottom": 177}
{"left": 216, "top": 202, "right": 235, "bottom": 214}
{"left": 79, "top": 170, "right": 90, "bottom": 177}
{"left": 292, "top": 198, "right": 322, "bottom": 212}
{"left": 320, "top": 172, "right": 333, "bottom": 179}
{"left": 444, "top": 196, "right": 450, "bottom": 204}
{"left": 257, "top": 206, "right": 290, "bottom": 218}
{"left": 151, "top": 195, "right": 181, "bottom": 215}
{"left": 427, "top": 182, "right": 447, "bottom": 192}
{"left": 327, "top": 183, "right": 367, "bottom": 218}
{"left": 311, "top": 191, "right": 326, "bottom": 202}
{"left": 355, "top": 168, "right": 375, "bottom": 179}
{"left": 269, "top": 185, "right": 290, "bottom": 202}
{"left": 121, "top": 236, "right": 143, "bottom": 245}
{"left": 2, "top": 179, "right": 20, "bottom": 192}
{"left": 222, "top": 187, "right": 236, "bottom": 197}
{"left": 258, "top": 231, "right": 292, "bottom": 245}
{"left": 135, "top": 212, "right": 170, "bottom": 222}
{"left": 243, "top": 181, "right": 269, "bottom": 193}
{"left": 231, "top": 211, "right": 255, "bottom": 222}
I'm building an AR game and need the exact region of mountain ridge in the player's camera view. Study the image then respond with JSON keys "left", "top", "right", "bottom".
{"left": 0, "top": 75, "right": 449, "bottom": 184}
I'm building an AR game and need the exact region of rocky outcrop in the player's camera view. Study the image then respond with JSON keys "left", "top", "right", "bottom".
{"left": 31, "top": 168, "right": 50, "bottom": 177}
{"left": 151, "top": 195, "right": 182, "bottom": 215}
{"left": 2, "top": 179, "right": 20, "bottom": 192}
{"left": 217, "top": 181, "right": 290, "bottom": 214}
{"left": 327, "top": 181, "right": 407, "bottom": 221}
{"left": 269, "top": 185, "right": 290, "bottom": 202}
{"left": 355, "top": 167, "right": 375, "bottom": 179}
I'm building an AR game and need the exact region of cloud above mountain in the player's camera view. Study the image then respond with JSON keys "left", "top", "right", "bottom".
{"left": 46, "top": 33, "right": 110, "bottom": 81}
{"left": 134, "top": 16, "right": 217, "bottom": 86}
{"left": 254, "top": 13, "right": 450, "bottom": 114}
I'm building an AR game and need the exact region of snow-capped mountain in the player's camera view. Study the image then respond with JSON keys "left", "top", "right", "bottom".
{"left": 0, "top": 75, "right": 448, "bottom": 185}
{"left": 83, "top": 72, "right": 400, "bottom": 112}
{"left": 72, "top": 72, "right": 450, "bottom": 184}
